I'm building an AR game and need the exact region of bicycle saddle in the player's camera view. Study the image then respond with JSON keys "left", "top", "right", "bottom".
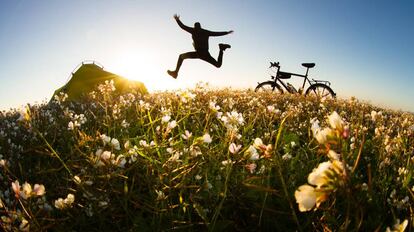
{"left": 302, "top": 63, "right": 315, "bottom": 68}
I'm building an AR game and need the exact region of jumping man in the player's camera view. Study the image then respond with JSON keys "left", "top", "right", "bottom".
{"left": 167, "top": 14, "right": 233, "bottom": 78}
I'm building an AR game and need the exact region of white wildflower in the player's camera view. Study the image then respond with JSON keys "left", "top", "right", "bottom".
{"left": 267, "top": 105, "right": 280, "bottom": 114}
{"left": 327, "top": 150, "right": 340, "bottom": 160}
{"left": 307, "top": 161, "right": 332, "bottom": 188}
{"left": 17, "top": 106, "right": 30, "bottom": 122}
{"left": 327, "top": 111, "right": 345, "bottom": 130}
{"left": 245, "top": 145, "right": 260, "bottom": 160}
{"left": 65, "top": 193, "right": 75, "bottom": 205}
{"left": 181, "top": 130, "right": 192, "bottom": 140}
{"left": 124, "top": 141, "right": 130, "bottom": 149}
{"left": 12, "top": 180, "right": 21, "bottom": 198}
{"left": 386, "top": 219, "right": 408, "bottom": 232}
{"left": 139, "top": 140, "right": 149, "bottom": 147}
{"left": 371, "top": 111, "right": 378, "bottom": 121}
{"left": 21, "top": 182, "right": 32, "bottom": 200}
{"left": 54, "top": 193, "right": 75, "bottom": 209}
{"left": 178, "top": 89, "right": 196, "bottom": 103}
{"left": 100, "top": 151, "right": 113, "bottom": 161}
{"left": 314, "top": 127, "right": 333, "bottom": 144}
{"left": 73, "top": 176, "right": 81, "bottom": 185}
{"left": 253, "top": 138, "right": 264, "bottom": 149}
{"left": 0, "top": 159, "right": 6, "bottom": 167}
{"left": 221, "top": 111, "right": 244, "bottom": 131}
{"left": 110, "top": 138, "right": 121, "bottom": 150}
{"left": 282, "top": 153, "right": 292, "bottom": 160}
{"left": 398, "top": 167, "right": 408, "bottom": 176}
{"left": 95, "top": 148, "right": 103, "bottom": 157}
{"left": 162, "top": 114, "right": 171, "bottom": 123}
{"left": 190, "top": 146, "right": 202, "bottom": 157}
{"left": 221, "top": 159, "right": 235, "bottom": 166}
{"left": 167, "top": 153, "right": 181, "bottom": 163}
{"left": 155, "top": 190, "right": 166, "bottom": 201}
{"left": 114, "top": 155, "right": 127, "bottom": 168}
{"left": 202, "top": 133, "right": 212, "bottom": 143}
{"left": 54, "top": 92, "right": 68, "bottom": 104}
{"left": 33, "top": 184, "right": 45, "bottom": 196}
{"left": 167, "top": 120, "right": 177, "bottom": 130}
{"left": 139, "top": 100, "right": 150, "bottom": 110}
{"left": 100, "top": 134, "right": 111, "bottom": 145}
{"left": 229, "top": 143, "right": 242, "bottom": 154}
{"left": 68, "top": 121, "right": 74, "bottom": 130}
{"left": 295, "top": 185, "right": 326, "bottom": 212}
{"left": 121, "top": 119, "right": 130, "bottom": 128}
{"left": 19, "top": 218, "right": 29, "bottom": 232}
{"left": 209, "top": 101, "right": 220, "bottom": 111}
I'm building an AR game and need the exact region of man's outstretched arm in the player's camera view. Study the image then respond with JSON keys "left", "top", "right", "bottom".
{"left": 208, "top": 30, "right": 234, "bottom": 36}
{"left": 174, "top": 14, "right": 192, "bottom": 33}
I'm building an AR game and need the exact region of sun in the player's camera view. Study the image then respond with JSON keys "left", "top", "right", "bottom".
{"left": 107, "top": 52, "right": 184, "bottom": 92}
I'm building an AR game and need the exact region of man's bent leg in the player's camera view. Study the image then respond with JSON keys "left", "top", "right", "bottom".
{"left": 168, "top": 52, "right": 199, "bottom": 78}
{"left": 200, "top": 44, "right": 231, "bottom": 68}
{"left": 216, "top": 50, "right": 224, "bottom": 68}
{"left": 200, "top": 53, "right": 221, "bottom": 68}
{"left": 176, "top": 52, "right": 199, "bottom": 73}
{"left": 216, "top": 44, "right": 231, "bottom": 68}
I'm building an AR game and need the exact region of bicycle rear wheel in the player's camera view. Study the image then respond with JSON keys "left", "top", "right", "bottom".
{"left": 255, "top": 81, "right": 283, "bottom": 94}
{"left": 305, "top": 83, "right": 336, "bottom": 100}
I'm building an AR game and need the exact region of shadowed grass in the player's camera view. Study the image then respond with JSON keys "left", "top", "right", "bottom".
{"left": 0, "top": 83, "right": 413, "bottom": 231}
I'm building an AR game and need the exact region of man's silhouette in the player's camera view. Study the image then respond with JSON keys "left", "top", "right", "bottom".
{"left": 168, "top": 14, "right": 233, "bottom": 78}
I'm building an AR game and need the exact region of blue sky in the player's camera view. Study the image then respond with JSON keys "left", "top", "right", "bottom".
{"left": 0, "top": 0, "right": 413, "bottom": 111}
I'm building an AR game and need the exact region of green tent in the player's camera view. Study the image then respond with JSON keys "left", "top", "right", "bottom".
{"left": 52, "top": 61, "right": 147, "bottom": 101}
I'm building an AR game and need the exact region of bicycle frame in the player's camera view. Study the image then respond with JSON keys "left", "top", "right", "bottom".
{"left": 270, "top": 66, "right": 313, "bottom": 92}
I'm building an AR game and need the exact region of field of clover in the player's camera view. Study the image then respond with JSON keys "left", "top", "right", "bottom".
{"left": 0, "top": 80, "right": 413, "bottom": 231}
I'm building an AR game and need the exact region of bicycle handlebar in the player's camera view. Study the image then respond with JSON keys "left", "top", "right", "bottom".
{"left": 269, "top": 62, "right": 280, "bottom": 68}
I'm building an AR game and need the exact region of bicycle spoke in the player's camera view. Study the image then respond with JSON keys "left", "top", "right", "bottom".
{"left": 322, "top": 92, "right": 330, "bottom": 98}
{"left": 321, "top": 88, "right": 326, "bottom": 97}
{"left": 307, "top": 84, "right": 335, "bottom": 100}
{"left": 255, "top": 82, "right": 283, "bottom": 94}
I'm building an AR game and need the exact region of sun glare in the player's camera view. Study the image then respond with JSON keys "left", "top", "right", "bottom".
{"left": 107, "top": 52, "right": 186, "bottom": 92}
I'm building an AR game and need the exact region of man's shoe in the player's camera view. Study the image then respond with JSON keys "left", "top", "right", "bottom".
{"left": 219, "top": 43, "right": 231, "bottom": 51}
{"left": 167, "top": 70, "right": 178, "bottom": 79}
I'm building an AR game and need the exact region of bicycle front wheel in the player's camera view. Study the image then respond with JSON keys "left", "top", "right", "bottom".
{"left": 255, "top": 81, "right": 283, "bottom": 94}
{"left": 305, "top": 83, "right": 336, "bottom": 100}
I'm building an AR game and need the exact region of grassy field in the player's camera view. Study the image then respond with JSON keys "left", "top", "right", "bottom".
{"left": 0, "top": 81, "right": 413, "bottom": 231}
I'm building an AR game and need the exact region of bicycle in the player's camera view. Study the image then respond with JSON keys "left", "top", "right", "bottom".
{"left": 255, "top": 61, "right": 336, "bottom": 99}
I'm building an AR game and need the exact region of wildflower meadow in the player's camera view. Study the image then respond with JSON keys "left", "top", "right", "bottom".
{"left": 0, "top": 81, "right": 413, "bottom": 231}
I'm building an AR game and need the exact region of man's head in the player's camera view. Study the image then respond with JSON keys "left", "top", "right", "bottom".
{"left": 194, "top": 22, "right": 201, "bottom": 29}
